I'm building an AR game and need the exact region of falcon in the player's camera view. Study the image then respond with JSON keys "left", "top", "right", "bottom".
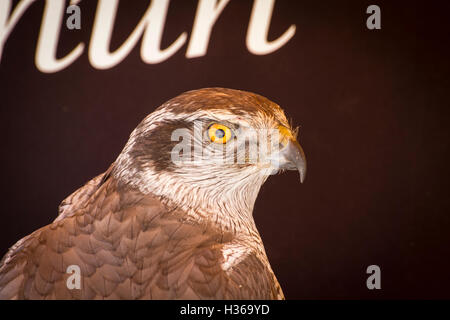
{"left": 0, "top": 88, "right": 306, "bottom": 299}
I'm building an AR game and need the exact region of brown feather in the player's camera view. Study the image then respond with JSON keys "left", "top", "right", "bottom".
{"left": 0, "top": 175, "right": 282, "bottom": 299}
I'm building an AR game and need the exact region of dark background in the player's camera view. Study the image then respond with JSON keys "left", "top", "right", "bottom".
{"left": 1, "top": 0, "right": 449, "bottom": 299}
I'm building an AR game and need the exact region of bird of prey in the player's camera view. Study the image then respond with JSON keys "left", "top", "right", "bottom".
{"left": 0, "top": 88, "right": 306, "bottom": 299}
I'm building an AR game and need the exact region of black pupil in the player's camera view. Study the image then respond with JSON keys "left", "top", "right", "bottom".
{"left": 215, "top": 129, "right": 225, "bottom": 139}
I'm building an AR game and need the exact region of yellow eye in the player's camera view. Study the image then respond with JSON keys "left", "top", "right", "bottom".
{"left": 208, "top": 123, "right": 233, "bottom": 144}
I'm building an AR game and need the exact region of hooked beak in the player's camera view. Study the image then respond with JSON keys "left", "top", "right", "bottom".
{"left": 271, "top": 125, "right": 307, "bottom": 182}
{"left": 279, "top": 139, "right": 307, "bottom": 183}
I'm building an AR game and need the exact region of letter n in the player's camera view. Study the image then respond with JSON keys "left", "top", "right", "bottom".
{"left": 0, "top": 0, "right": 35, "bottom": 62}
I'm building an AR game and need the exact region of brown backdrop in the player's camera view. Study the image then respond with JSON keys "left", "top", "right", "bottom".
{"left": 0, "top": 0, "right": 449, "bottom": 299}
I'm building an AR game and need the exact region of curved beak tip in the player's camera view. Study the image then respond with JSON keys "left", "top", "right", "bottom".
{"left": 299, "top": 168, "right": 306, "bottom": 183}
{"left": 285, "top": 139, "right": 307, "bottom": 183}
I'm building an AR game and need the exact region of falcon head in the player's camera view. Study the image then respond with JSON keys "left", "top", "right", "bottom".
{"left": 113, "top": 88, "right": 306, "bottom": 231}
